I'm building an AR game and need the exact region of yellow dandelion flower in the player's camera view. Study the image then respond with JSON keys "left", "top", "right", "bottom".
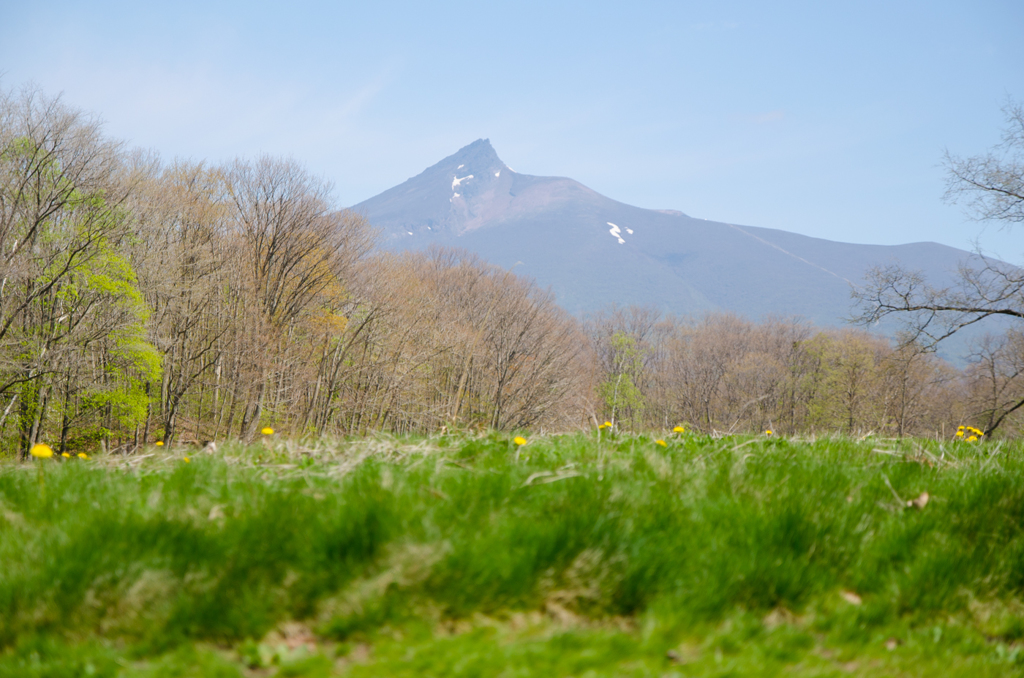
{"left": 673, "top": 425, "right": 686, "bottom": 433}
{"left": 598, "top": 421, "right": 612, "bottom": 430}
{"left": 955, "top": 430, "right": 964, "bottom": 438}
{"left": 967, "top": 435, "right": 977, "bottom": 442}
{"left": 765, "top": 430, "right": 773, "bottom": 436}
{"left": 61, "top": 452, "right": 71, "bottom": 458}
{"left": 30, "top": 443, "right": 53, "bottom": 459}
{"left": 77, "top": 453, "right": 88, "bottom": 460}
{"left": 155, "top": 441, "right": 164, "bottom": 446}
{"left": 513, "top": 436, "right": 527, "bottom": 446}
{"left": 655, "top": 439, "right": 667, "bottom": 447}
{"left": 261, "top": 427, "right": 275, "bottom": 435}
{"left": 183, "top": 457, "right": 191, "bottom": 463}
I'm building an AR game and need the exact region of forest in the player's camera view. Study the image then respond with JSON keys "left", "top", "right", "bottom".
{"left": 2, "top": 86, "right": 1022, "bottom": 458}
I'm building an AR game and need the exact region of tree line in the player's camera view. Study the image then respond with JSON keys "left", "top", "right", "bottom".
{"left": 588, "top": 306, "right": 1024, "bottom": 438}
{"left": 1, "top": 87, "right": 1021, "bottom": 456}
{"left": 0, "top": 87, "right": 595, "bottom": 457}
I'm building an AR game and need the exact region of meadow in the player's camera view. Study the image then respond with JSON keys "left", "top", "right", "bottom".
{"left": 3, "top": 431, "right": 1024, "bottom": 677}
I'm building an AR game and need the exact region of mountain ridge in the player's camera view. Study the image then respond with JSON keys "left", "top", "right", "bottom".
{"left": 350, "top": 139, "right": 988, "bottom": 359}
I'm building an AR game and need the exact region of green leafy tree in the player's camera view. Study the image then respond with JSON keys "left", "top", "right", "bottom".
{"left": 599, "top": 331, "right": 646, "bottom": 430}
{"left": 0, "top": 87, "right": 158, "bottom": 455}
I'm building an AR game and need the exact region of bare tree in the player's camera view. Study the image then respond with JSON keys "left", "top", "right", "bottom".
{"left": 855, "top": 101, "right": 1024, "bottom": 435}
{"left": 944, "top": 99, "right": 1024, "bottom": 225}
{"left": 131, "top": 161, "right": 232, "bottom": 443}
{"left": 225, "top": 156, "right": 374, "bottom": 438}
{"left": 964, "top": 330, "right": 1024, "bottom": 435}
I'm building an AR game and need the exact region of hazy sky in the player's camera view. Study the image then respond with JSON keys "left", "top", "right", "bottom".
{"left": 2, "top": 1, "right": 1022, "bottom": 259}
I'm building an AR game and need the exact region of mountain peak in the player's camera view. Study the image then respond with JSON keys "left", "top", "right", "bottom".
{"left": 435, "top": 138, "right": 505, "bottom": 175}
{"left": 351, "top": 138, "right": 520, "bottom": 239}
{"left": 456, "top": 138, "right": 496, "bottom": 156}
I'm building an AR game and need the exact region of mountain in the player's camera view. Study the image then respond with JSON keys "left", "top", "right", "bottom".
{"left": 351, "top": 139, "right": 988, "bottom": 357}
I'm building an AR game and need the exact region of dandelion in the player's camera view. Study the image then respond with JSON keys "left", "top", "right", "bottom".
{"left": 956, "top": 425, "right": 984, "bottom": 440}
{"left": 30, "top": 444, "right": 53, "bottom": 499}
{"left": 61, "top": 452, "right": 71, "bottom": 458}
{"left": 261, "top": 427, "right": 275, "bottom": 436}
{"left": 155, "top": 441, "right": 164, "bottom": 446}
{"left": 513, "top": 436, "right": 527, "bottom": 446}
{"left": 655, "top": 439, "right": 667, "bottom": 447}
{"left": 598, "top": 421, "right": 612, "bottom": 430}
{"left": 672, "top": 425, "right": 685, "bottom": 433}
{"left": 77, "top": 453, "right": 88, "bottom": 460}
{"left": 183, "top": 457, "right": 191, "bottom": 463}
{"left": 765, "top": 430, "right": 773, "bottom": 436}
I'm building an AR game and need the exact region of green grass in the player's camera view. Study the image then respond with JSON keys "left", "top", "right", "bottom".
{"left": 2, "top": 432, "right": 1024, "bottom": 676}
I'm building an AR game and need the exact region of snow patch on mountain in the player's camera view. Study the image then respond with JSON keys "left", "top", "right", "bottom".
{"left": 452, "top": 175, "right": 473, "bottom": 190}
{"left": 607, "top": 222, "right": 625, "bottom": 244}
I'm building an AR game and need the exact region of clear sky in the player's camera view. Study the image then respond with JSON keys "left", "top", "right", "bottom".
{"left": 2, "top": 1, "right": 1022, "bottom": 260}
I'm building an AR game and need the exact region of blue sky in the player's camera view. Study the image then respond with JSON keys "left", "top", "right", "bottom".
{"left": 2, "top": 1, "right": 1021, "bottom": 259}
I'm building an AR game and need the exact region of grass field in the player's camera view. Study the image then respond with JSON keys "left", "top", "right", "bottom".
{"left": 3, "top": 431, "right": 1024, "bottom": 676}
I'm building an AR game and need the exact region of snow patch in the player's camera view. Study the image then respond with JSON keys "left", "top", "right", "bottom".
{"left": 626, "top": 228, "right": 633, "bottom": 234}
{"left": 494, "top": 171, "right": 500, "bottom": 177}
{"left": 407, "top": 231, "right": 413, "bottom": 235}
{"left": 607, "top": 222, "right": 625, "bottom": 244}
{"left": 452, "top": 174, "right": 474, "bottom": 190}
{"left": 457, "top": 164, "right": 464, "bottom": 169}
{"left": 453, "top": 192, "right": 460, "bottom": 198}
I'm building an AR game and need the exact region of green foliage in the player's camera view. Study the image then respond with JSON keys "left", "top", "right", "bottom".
{"left": 0, "top": 162, "right": 160, "bottom": 446}
{"left": 80, "top": 237, "right": 149, "bottom": 316}
{"left": 83, "top": 318, "right": 161, "bottom": 430}
{"left": 800, "top": 333, "right": 882, "bottom": 433}
{"left": 599, "top": 331, "right": 646, "bottom": 429}
{"left": 1, "top": 120, "right": 160, "bottom": 456}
